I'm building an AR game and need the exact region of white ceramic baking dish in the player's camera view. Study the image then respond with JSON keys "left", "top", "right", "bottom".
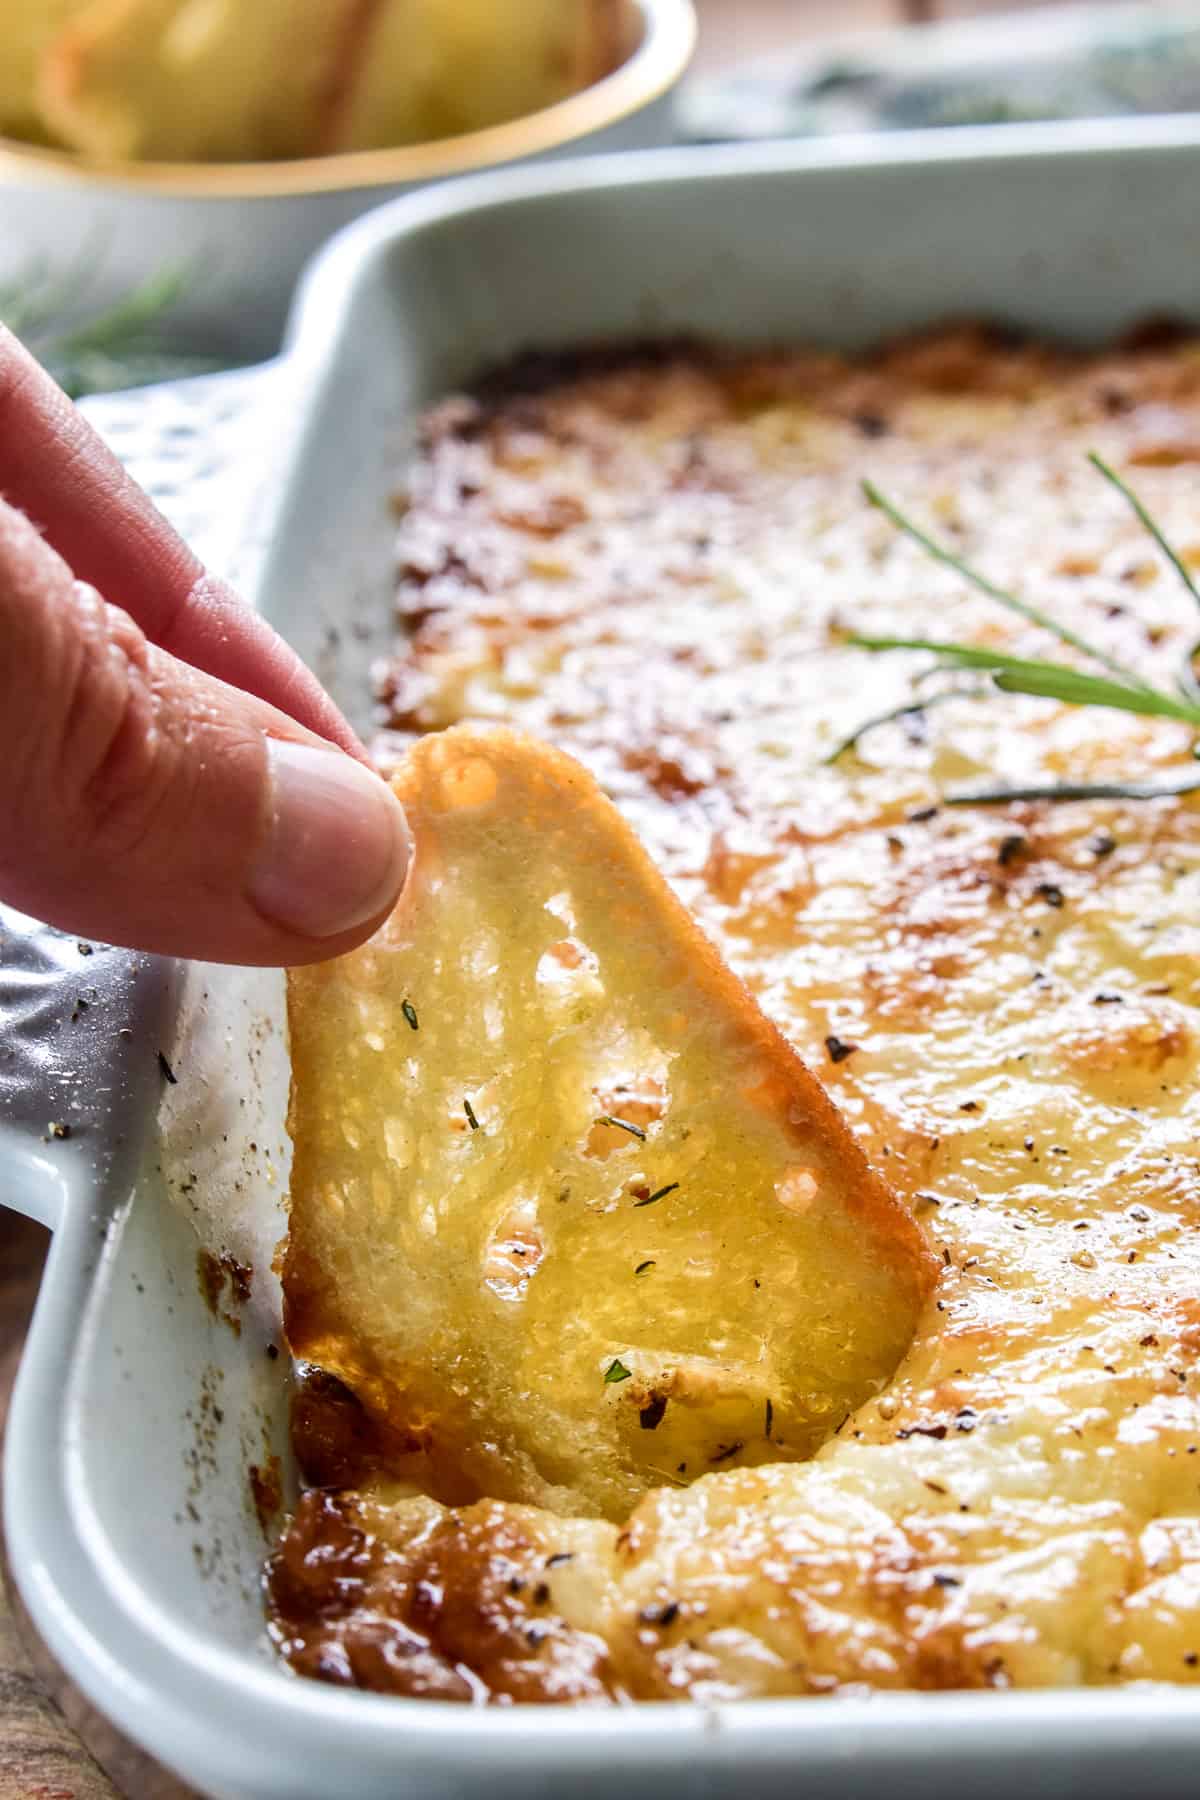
{"left": 8, "top": 120, "right": 1200, "bottom": 1800}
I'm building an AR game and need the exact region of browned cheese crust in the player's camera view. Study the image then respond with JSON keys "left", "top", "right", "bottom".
{"left": 268, "top": 324, "right": 1200, "bottom": 1703}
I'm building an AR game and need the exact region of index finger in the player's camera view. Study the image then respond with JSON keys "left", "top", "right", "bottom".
{"left": 0, "top": 326, "right": 363, "bottom": 758}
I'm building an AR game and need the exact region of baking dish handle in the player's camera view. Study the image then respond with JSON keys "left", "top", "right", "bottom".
{"left": 77, "top": 361, "right": 285, "bottom": 601}
{"left": 0, "top": 366, "right": 282, "bottom": 1230}
{"left": 0, "top": 904, "right": 177, "bottom": 1232}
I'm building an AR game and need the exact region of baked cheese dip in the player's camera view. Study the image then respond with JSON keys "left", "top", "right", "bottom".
{"left": 267, "top": 325, "right": 1200, "bottom": 1703}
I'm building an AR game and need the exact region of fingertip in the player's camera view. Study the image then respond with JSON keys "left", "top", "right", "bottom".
{"left": 248, "top": 739, "right": 410, "bottom": 946}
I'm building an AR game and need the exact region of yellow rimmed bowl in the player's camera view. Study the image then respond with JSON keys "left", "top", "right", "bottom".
{"left": 0, "top": 0, "right": 695, "bottom": 359}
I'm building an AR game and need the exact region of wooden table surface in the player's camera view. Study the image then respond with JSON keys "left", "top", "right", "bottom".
{"left": 0, "top": 0, "right": 1075, "bottom": 1792}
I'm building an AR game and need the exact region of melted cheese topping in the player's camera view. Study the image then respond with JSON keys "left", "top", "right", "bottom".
{"left": 268, "top": 327, "right": 1200, "bottom": 1701}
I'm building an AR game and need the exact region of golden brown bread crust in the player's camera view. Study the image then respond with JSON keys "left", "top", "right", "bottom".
{"left": 269, "top": 323, "right": 1200, "bottom": 1701}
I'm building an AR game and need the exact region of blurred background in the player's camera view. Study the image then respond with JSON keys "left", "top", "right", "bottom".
{"left": 5, "top": 0, "right": 1200, "bottom": 391}
{"left": 685, "top": 0, "right": 1200, "bottom": 140}
{"left": 693, "top": 0, "right": 973, "bottom": 61}
{"left": 5, "top": 0, "right": 1200, "bottom": 386}
{"left": 693, "top": 0, "right": 1181, "bottom": 62}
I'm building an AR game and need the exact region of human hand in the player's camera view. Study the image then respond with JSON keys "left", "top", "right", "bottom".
{"left": 0, "top": 328, "right": 410, "bottom": 965}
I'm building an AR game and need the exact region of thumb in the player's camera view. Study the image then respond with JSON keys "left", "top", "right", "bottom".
{"left": 0, "top": 501, "right": 409, "bottom": 965}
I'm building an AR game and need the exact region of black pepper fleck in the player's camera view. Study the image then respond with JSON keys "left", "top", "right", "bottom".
{"left": 639, "top": 1395, "right": 668, "bottom": 1431}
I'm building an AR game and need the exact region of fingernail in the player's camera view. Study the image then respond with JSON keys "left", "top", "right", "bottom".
{"left": 250, "top": 739, "right": 410, "bottom": 939}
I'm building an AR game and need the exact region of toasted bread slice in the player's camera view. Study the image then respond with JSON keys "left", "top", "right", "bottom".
{"left": 284, "top": 728, "right": 935, "bottom": 1520}
{"left": 38, "top": 0, "right": 370, "bottom": 162}
{"left": 327, "top": 0, "right": 627, "bottom": 153}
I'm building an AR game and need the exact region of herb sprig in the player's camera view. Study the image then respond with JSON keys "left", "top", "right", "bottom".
{"left": 600, "top": 1114, "right": 647, "bottom": 1141}
{"left": 860, "top": 475, "right": 1142, "bottom": 682}
{"left": 1, "top": 258, "right": 228, "bottom": 398}
{"left": 634, "top": 1182, "right": 679, "bottom": 1209}
{"left": 834, "top": 459, "right": 1200, "bottom": 804}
